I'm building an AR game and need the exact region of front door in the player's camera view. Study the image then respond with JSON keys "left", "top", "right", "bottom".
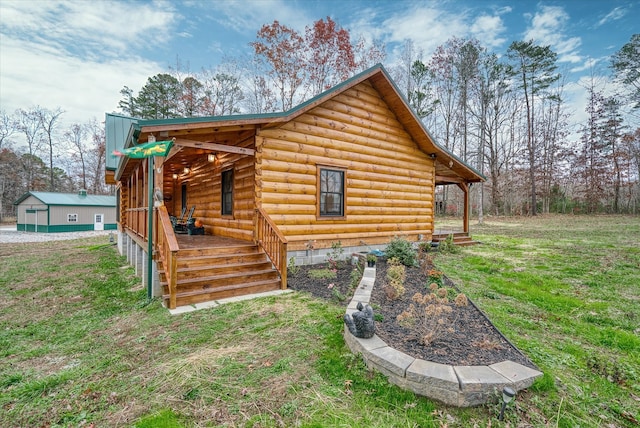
{"left": 94, "top": 213, "right": 104, "bottom": 230}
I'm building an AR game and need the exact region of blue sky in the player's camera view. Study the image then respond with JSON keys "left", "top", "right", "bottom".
{"left": 0, "top": 0, "right": 638, "bottom": 132}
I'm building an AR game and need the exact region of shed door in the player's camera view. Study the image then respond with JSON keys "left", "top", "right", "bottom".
{"left": 94, "top": 214, "right": 104, "bottom": 230}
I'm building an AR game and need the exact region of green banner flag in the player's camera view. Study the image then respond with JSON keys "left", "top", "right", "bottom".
{"left": 113, "top": 140, "right": 173, "bottom": 158}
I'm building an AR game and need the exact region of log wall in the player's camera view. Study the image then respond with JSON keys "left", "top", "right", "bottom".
{"left": 257, "top": 81, "right": 435, "bottom": 251}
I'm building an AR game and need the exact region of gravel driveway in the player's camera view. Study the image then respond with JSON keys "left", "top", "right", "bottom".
{"left": 0, "top": 226, "right": 112, "bottom": 244}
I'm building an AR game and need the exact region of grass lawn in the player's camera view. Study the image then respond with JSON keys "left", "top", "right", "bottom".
{"left": 1, "top": 215, "right": 638, "bottom": 427}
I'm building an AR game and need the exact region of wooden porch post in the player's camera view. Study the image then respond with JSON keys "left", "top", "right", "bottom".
{"left": 457, "top": 182, "right": 469, "bottom": 234}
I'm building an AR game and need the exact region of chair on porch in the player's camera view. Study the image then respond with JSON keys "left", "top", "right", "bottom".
{"left": 174, "top": 206, "right": 195, "bottom": 234}
{"left": 170, "top": 206, "right": 187, "bottom": 230}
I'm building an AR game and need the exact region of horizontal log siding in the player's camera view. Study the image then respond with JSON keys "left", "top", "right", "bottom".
{"left": 178, "top": 141, "right": 256, "bottom": 242}
{"left": 257, "top": 81, "right": 435, "bottom": 251}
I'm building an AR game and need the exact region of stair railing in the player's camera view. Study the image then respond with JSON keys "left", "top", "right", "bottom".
{"left": 254, "top": 207, "right": 288, "bottom": 289}
{"left": 157, "top": 205, "right": 179, "bottom": 309}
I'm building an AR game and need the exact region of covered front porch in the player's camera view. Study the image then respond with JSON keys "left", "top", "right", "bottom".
{"left": 114, "top": 117, "right": 288, "bottom": 309}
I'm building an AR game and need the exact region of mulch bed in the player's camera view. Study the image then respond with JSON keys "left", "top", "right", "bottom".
{"left": 288, "top": 259, "right": 537, "bottom": 369}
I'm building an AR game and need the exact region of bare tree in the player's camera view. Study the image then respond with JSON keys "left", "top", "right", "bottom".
{"left": 37, "top": 106, "right": 65, "bottom": 191}
{"left": 17, "top": 108, "right": 43, "bottom": 191}
{"left": 200, "top": 61, "right": 245, "bottom": 116}
{"left": 0, "top": 110, "right": 18, "bottom": 151}
{"left": 65, "top": 123, "right": 89, "bottom": 190}
{"left": 243, "top": 56, "right": 277, "bottom": 114}
{"left": 86, "top": 119, "right": 107, "bottom": 194}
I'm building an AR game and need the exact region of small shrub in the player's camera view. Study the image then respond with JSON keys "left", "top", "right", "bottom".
{"left": 454, "top": 293, "right": 468, "bottom": 307}
{"left": 308, "top": 268, "right": 337, "bottom": 280}
{"left": 438, "top": 234, "right": 460, "bottom": 254}
{"left": 417, "top": 241, "right": 432, "bottom": 254}
{"left": 385, "top": 236, "right": 417, "bottom": 267}
{"left": 396, "top": 285, "right": 467, "bottom": 346}
{"left": 327, "top": 241, "right": 344, "bottom": 269}
{"left": 383, "top": 258, "right": 406, "bottom": 300}
{"left": 426, "top": 268, "right": 444, "bottom": 287}
{"left": 288, "top": 257, "right": 300, "bottom": 277}
{"left": 349, "top": 264, "right": 363, "bottom": 291}
{"left": 331, "top": 288, "right": 346, "bottom": 302}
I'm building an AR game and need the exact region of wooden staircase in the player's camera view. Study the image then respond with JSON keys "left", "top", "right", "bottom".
{"left": 431, "top": 231, "right": 479, "bottom": 247}
{"left": 159, "top": 242, "right": 282, "bottom": 308}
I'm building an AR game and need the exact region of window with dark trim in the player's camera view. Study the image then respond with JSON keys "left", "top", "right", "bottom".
{"left": 181, "top": 183, "right": 187, "bottom": 213}
{"left": 318, "top": 167, "right": 345, "bottom": 217}
{"left": 221, "top": 168, "right": 234, "bottom": 216}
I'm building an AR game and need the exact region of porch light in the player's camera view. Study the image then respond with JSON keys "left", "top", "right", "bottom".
{"left": 498, "top": 386, "right": 515, "bottom": 421}
{"left": 183, "top": 167, "right": 191, "bottom": 174}
{"left": 172, "top": 173, "right": 178, "bottom": 180}
{"left": 207, "top": 153, "right": 216, "bottom": 162}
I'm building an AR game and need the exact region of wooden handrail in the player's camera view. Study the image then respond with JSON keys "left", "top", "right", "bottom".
{"left": 157, "top": 205, "right": 179, "bottom": 309}
{"left": 125, "top": 207, "right": 148, "bottom": 238}
{"left": 255, "top": 207, "right": 288, "bottom": 290}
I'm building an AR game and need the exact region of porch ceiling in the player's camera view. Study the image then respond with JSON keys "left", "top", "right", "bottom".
{"left": 119, "top": 123, "right": 259, "bottom": 181}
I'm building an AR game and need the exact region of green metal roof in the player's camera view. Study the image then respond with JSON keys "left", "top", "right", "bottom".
{"left": 14, "top": 191, "right": 116, "bottom": 207}
{"left": 105, "top": 113, "right": 138, "bottom": 170}
{"left": 135, "top": 64, "right": 387, "bottom": 129}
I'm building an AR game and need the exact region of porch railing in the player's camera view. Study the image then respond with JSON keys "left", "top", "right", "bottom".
{"left": 157, "top": 205, "right": 179, "bottom": 309}
{"left": 255, "top": 207, "right": 288, "bottom": 290}
{"left": 126, "top": 207, "right": 148, "bottom": 239}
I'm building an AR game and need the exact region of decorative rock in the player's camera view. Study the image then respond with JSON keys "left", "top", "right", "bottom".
{"left": 407, "top": 359, "right": 459, "bottom": 391}
{"left": 489, "top": 360, "right": 543, "bottom": 390}
{"left": 366, "top": 346, "right": 415, "bottom": 377}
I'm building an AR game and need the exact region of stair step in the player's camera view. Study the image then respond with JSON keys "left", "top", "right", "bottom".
{"left": 177, "top": 244, "right": 259, "bottom": 258}
{"left": 173, "top": 261, "right": 275, "bottom": 280}
{"left": 160, "top": 268, "right": 279, "bottom": 294}
{"left": 163, "top": 278, "right": 281, "bottom": 307}
{"left": 177, "top": 252, "right": 268, "bottom": 268}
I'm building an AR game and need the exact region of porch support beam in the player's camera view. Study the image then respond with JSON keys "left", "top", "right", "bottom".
{"left": 436, "top": 175, "right": 464, "bottom": 184}
{"left": 164, "top": 144, "right": 184, "bottom": 162}
{"left": 174, "top": 138, "right": 255, "bottom": 156}
{"left": 456, "top": 182, "right": 469, "bottom": 234}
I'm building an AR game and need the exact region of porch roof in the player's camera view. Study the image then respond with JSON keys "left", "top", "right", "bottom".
{"left": 110, "top": 64, "right": 485, "bottom": 185}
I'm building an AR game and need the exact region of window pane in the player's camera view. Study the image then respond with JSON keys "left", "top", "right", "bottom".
{"left": 319, "top": 169, "right": 344, "bottom": 216}
{"left": 222, "top": 169, "right": 233, "bottom": 215}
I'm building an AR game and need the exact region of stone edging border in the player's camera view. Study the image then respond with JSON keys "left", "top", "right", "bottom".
{"left": 343, "top": 265, "right": 543, "bottom": 407}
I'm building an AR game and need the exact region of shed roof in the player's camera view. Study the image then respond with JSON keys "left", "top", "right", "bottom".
{"left": 14, "top": 191, "right": 116, "bottom": 207}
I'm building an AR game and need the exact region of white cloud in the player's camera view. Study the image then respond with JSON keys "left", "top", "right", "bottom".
{"left": 470, "top": 14, "right": 507, "bottom": 49}
{"left": 0, "top": 35, "right": 160, "bottom": 126}
{"left": 350, "top": 3, "right": 510, "bottom": 65}
{"left": 570, "top": 57, "right": 605, "bottom": 74}
{"left": 1, "top": 0, "right": 179, "bottom": 59}
{"left": 203, "top": 0, "right": 311, "bottom": 35}
{"left": 0, "top": 0, "right": 174, "bottom": 139}
{"left": 596, "top": 6, "right": 627, "bottom": 27}
{"left": 524, "top": 5, "right": 582, "bottom": 64}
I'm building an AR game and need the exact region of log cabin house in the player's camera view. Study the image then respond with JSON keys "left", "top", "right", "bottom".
{"left": 105, "top": 64, "right": 484, "bottom": 309}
